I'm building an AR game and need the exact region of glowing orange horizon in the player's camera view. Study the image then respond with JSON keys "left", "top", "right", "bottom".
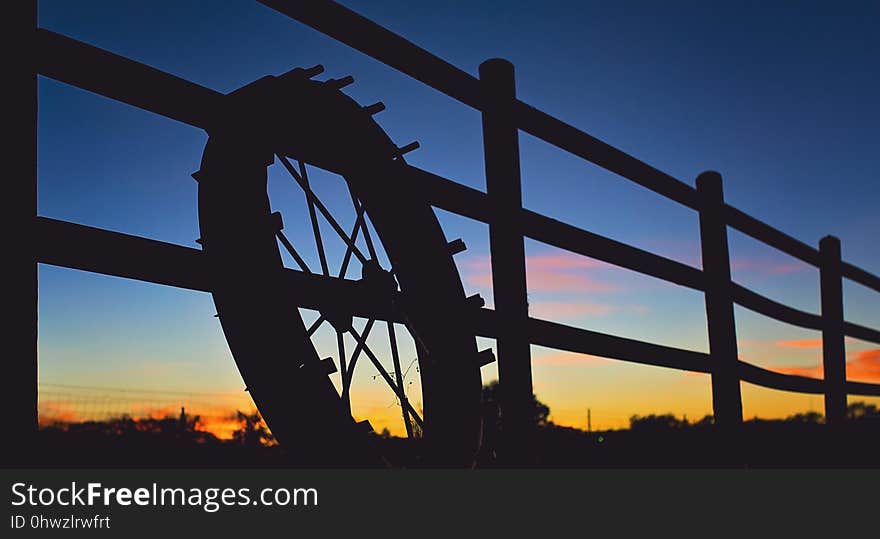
{"left": 36, "top": 346, "right": 880, "bottom": 438}
{"left": 37, "top": 402, "right": 261, "bottom": 441}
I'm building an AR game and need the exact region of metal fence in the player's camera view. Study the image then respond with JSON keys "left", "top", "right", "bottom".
{"left": 37, "top": 383, "right": 254, "bottom": 439}
{"left": 17, "top": 1, "right": 880, "bottom": 446}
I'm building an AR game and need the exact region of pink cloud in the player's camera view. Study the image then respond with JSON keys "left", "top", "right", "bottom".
{"left": 466, "top": 272, "right": 493, "bottom": 289}
{"left": 527, "top": 268, "right": 617, "bottom": 293}
{"left": 525, "top": 254, "right": 608, "bottom": 270}
{"left": 530, "top": 301, "right": 614, "bottom": 319}
{"left": 460, "top": 253, "right": 616, "bottom": 293}
{"left": 731, "top": 258, "right": 809, "bottom": 276}
{"left": 529, "top": 301, "right": 651, "bottom": 320}
{"left": 460, "top": 254, "right": 606, "bottom": 271}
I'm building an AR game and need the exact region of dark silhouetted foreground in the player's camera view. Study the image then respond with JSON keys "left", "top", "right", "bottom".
{"left": 19, "top": 395, "right": 880, "bottom": 468}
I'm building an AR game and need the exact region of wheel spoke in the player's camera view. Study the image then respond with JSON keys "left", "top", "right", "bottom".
{"left": 336, "top": 329, "right": 350, "bottom": 412}
{"left": 348, "top": 325, "right": 424, "bottom": 428}
{"left": 306, "top": 315, "right": 325, "bottom": 337}
{"left": 387, "top": 320, "right": 414, "bottom": 438}
{"left": 345, "top": 318, "right": 376, "bottom": 388}
{"left": 274, "top": 156, "right": 428, "bottom": 438}
{"left": 277, "top": 155, "right": 369, "bottom": 266}
{"left": 348, "top": 188, "right": 378, "bottom": 261}
{"left": 276, "top": 230, "right": 312, "bottom": 273}
{"left": 338, "top": 201, "right": 367, "bottom": 279}
{"left": 298, "top": 160, "right": 330, "bottom": 276}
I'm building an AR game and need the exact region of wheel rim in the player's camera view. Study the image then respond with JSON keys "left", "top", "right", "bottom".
{"left": 196, "top": 68, "right": 483, "bottom": 465}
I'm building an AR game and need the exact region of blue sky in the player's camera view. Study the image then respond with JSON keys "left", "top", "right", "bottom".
{"left": 36, "top": 1, "right": 879, "bottom": 432}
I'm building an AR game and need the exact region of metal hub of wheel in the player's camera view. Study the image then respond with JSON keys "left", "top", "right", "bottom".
{"left": 195, "top": 65, "right": 484, "bottom": 466}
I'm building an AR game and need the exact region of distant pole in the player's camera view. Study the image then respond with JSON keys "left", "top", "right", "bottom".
{"left": 479, "top": 58, "right": 533, "bottom": 463}
{"left": 819, "top": 236, "right": 847, "bottom": 425}
{"left": 696, "top": 171, "right": 743, "bottom": 429}
{"left": 587, "top": 408, "right": 592, "bottom": 433}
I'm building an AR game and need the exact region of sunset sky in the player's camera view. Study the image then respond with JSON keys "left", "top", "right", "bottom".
{"left": 36, "top": 1, "right": 879, "bottom": 436}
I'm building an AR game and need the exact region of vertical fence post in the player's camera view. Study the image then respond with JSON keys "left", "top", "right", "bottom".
{"left": 479, "top": 58, "right": 533, "bottom": 462}
{"left": 7, "top": 0, "right": 38, "bottom": 462}
{"left": 696, "top": 171, "right": 743, "bottom": 429}
{"left": 819, "top": 236, "right": 847, "bottom": 425}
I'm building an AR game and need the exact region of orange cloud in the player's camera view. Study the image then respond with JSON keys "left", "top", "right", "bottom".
{"left": 38, "top": 402, "right": 83, "bottom": 426}
{"left": 848, "top": 349, "right": 880, "bottom": 380}
{"left": 773, "top": 348, "right": 880, "bottom": 382}
{"left": 776, "top": 339, "right": 823, "bottom": 349}
{"left": 773, "top": 364, "right": 824, "bottom": 379}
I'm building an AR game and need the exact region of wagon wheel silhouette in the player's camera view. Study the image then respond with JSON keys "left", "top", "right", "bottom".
{"left": 196, "top": 66, "right": 485, "bottom": 466}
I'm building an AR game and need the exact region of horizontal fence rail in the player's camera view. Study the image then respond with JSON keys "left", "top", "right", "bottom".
{"left": 36, "top": 29, "right": 222, "bottom": 129}
{"left": 731, "top": 284, "right": 823, "bottom": 331}
{"left": 844, "top": 321, "right": 880, "bottom": 345}
{"left": 258, "top": 0, "right": 702, "bottom": 210}
{"left": 37, "top": 216, "right": 880, "bottom": 400}
{"left": 842, "top": 262, "right": 880, "bottom": 294}
{"left": 30, "top": 1, "right": 880, "bottom": 441}
{"left": 257, "top": 1, "right": 880, "bottom": 287}
{"left": 723, "top": 205, "right": 822, "bottom": 267}
{"left": 35, "top": 218, "right": 398, "bottom": 322}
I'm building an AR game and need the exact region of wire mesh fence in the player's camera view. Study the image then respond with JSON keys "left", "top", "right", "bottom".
{"left": 37, "top": 383, "right": 258, "bottom": 440}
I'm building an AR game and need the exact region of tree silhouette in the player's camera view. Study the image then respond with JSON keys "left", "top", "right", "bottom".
{"left": 231, "top": 411, "right": 276, "bottom": 448}
{"left": 481, "top": 380, "right": 550, "bottom": 427}
{"left": 629, "top": 414, "right": 688, "bottom": 432}
{"left": 847, "top": 402, "right": 879, "bottom": 420}
{"left": 785, "top": 411, "right": 823, "bottom": 424}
